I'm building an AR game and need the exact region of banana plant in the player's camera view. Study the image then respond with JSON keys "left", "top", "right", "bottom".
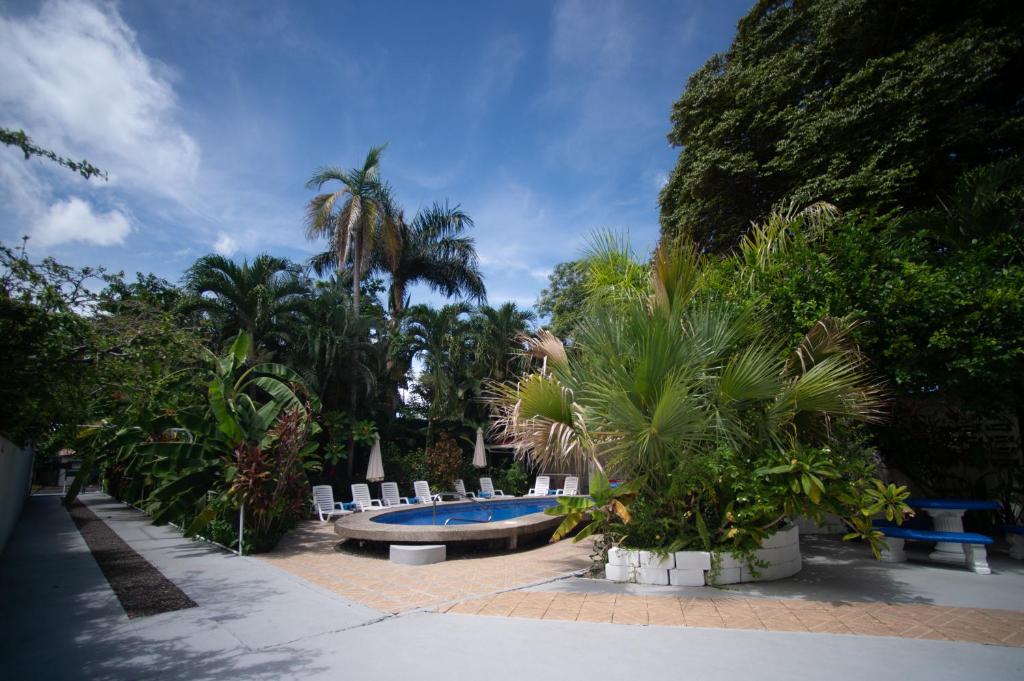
{"left": 545, "top": 470, "right": 642, "bottom": 544}
{"left": 132, "top": 332, "right": 320, "bottom": 535}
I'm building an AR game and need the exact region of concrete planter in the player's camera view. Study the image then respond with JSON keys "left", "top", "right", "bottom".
{"left": 604, "top": 523, "right": 802, "bottom": 586}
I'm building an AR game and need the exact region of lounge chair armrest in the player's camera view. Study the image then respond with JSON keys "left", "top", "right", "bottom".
{"left": 495, "top": 489, "right": 505, "bottom": 496}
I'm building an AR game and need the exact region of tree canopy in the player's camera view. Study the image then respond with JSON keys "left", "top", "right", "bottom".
{"left": 659, "top": 0, "right": 1024, "bottom": 252}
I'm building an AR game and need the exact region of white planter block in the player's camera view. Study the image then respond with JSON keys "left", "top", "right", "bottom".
{"left": 605, "top": 563, "right": 636, "bottom": 582}
{"left": 753, "top": 544, "right": 801, "bottom": 565}
{"left": 673, "top": 551, "right": 712, "bottom": 571}
{"left": 636, "top": 567, "right": 671, "bottom": 585}
{"left": 712, "top": 567, "right": 742, "bottom": 585}
{"left": 608, "top": 547, "right": 640, "bottom": 567}
{"left": 715, "top": 553, "right": 744, "bottom": 570}
{"left": 668, "top": 568, "right": 706, "bottom": 586}
{"left": 638, "top": 550, "right": 675, "bottom": 570}
{"left": 742, "top": 558, "right": 801, "bottom": 582}
{"left": 761, "top": 524, "right": 799, "bottom": 549}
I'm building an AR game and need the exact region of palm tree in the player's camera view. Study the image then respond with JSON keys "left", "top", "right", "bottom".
{"left": 371, "top": 201, "right": 486, "bottom": 325}
{"left": 305, "top": 144, "right": 400, "bottom": 314}
{"left": 473, "top": 302, "right": 536, "bottom": 383}
{"left": 182, "top": 253, "right": 308, "bottom": 356}
{"left": 290, "top": 277, "right": 382, "bottom": 411}
{"left": 305, "top": 145, "right": 399, "bottom": 477}
{"left": 405, "top": 303, "right": 473, "bottom": 444}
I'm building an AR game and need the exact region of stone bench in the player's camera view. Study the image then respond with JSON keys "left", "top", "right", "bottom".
{"left": 875, "top": 525, "right": 992, "bottom": 574}
{"left": 389, "top": 544, "right": 446, "bottom": 565}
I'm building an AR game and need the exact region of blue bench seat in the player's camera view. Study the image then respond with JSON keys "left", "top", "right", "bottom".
{"left": 872, "top": 522, "right": 992, "bottom": 574}
{"left": 875, "top": 526, "right": 993, "bottom": 545}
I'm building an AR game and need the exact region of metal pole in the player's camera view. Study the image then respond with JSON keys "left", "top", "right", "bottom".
{"left": 238, "top": 503, "right": 245, "bottom": 556}
{"left": 432, "top": 497, "right": 437, "bottom": 525}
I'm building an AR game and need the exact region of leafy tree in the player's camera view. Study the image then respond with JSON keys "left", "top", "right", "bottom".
{"left": 370, "top": 201, "right": 486, "bottom": 325}
{"left": 535, "top": 261, "right": 587, "bottom": 342}
{"left": 182, "top": 253, "right": 309, "bottom": 358}
{"left": 1, "top": 126, "right": 106, "bottom": 180}
{"left": 659, "top": 0, "right": 1024, "bottom": 251}
{"left": 0, "top": 242, "right": 98, "bottom": 444}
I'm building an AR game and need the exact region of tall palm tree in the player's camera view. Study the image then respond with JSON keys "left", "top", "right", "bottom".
{"left": 371, "top": 201, "right": 486, "bottom": 325}
{"left": 305, "top": 144, "right": 399, "bottom": 317}
{"left": 182, "top": 253, "right": 308, "bottom": 356}
{"left": 473, "top": 302, "right": 536, "bottom": 383}
{"left": 305, "top": 145, "right": 399, "bottom": 477}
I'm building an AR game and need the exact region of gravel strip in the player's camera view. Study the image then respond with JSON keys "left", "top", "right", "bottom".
{"left": 67, "top": 499, "right": 197, "bottom": 618}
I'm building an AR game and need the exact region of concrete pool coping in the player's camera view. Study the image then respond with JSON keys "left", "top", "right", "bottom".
{"left": 334, "top": 497, "right": 564, "bottom": 547}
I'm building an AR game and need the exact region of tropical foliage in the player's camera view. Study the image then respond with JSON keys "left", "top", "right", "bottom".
{"left": 72, "top": 333, "right": 320, "bottom": 552}
{"left": 491, "top": 212, "right": 911, "bottom": 560}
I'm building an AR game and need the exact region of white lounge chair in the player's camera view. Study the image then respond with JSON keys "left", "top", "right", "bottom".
{"left": 311, "top": 485, "right": 351, "bottom": 522}
{"left": 478, "top": 477, "right": 509, "bottom": 498}
{"left": 350, "top": 483, "right": 383, "bottom": 511}
{"left": 381, "top": 482, "right": 410, "bottom": 507}
{"left": 413, "top": 480, "right": 442, "bottom": 503}
{"left": 558, "top": 476, "right": 580, "bottom": 496}
{"left": 453, "top": 479, "right": 476, "bottom": 499}
{"left": 527, "top": 476, "right": 550, "bottom": 496}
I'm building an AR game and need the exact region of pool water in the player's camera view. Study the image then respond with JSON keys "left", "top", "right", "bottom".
{"left": 371, "top": 498, "right": 559, "bottom": 525}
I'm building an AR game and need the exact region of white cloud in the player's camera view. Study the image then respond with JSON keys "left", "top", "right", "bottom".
{"left": 30, "top": 197, "right": 131, "bottom": 247}
{"left": 0, "top": 0, "right": 200, "bottom": 200}
{"left": 212, "top": 232, "right": 238, "bottom": 256}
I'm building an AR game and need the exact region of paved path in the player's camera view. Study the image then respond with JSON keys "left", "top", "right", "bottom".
{"left": 443, "top": 589, "right": 1024, "bottom": 646}
{"left": 256, "top": 516, "right": 592, "bottom": 612}
{"left": 2, "top": 494, "right": 1022, "bottom": 680}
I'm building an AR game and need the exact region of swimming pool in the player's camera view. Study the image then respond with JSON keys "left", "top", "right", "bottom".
{"left": 372, "top": 498, "right": 559, "bottom": 525}
{"left": 334, "top": 497, "right": 565, "bottom": 549}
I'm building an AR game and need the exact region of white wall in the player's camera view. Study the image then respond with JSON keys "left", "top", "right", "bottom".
{"left": 0, "top": 436, "right": 33, "bottom": 554}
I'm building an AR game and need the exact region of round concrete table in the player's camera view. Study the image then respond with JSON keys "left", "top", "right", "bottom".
{"left": 906, "top": 498, "right": 1000, "bottom": 565}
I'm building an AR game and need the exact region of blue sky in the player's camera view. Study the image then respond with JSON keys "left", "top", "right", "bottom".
{"left": 0, "top": 0, "right": 750, "bottom": 308}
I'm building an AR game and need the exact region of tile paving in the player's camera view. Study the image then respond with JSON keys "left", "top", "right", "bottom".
{"left": 257, "top": 518, "right": 1024, "bottom": 649}
{"left": 254, "top": 519, "right": 593, "bottom": 613}
{"left": 439, "top": 590, "right": 1024, "bottom": 647}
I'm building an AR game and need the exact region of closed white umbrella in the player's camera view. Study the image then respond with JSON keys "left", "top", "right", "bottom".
{"left": 366, "top": 434, "right": 385, "bottom": 482}
{"left": 472, "top": 428, "right": 487, "bottom": 468}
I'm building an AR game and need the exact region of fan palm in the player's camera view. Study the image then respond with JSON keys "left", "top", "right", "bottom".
{"left": 182, "top": 253, "right": 309, "bottom": 356}
{"left": 370, "top": 201, "right": 486, "bottom": 325}
{"left": 488, "top": 222, "right": 883, "bottom": 490}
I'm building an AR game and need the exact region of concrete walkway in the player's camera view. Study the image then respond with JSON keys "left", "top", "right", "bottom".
{"left": 2, "top": 494, "right": 1022, "bottom": 680}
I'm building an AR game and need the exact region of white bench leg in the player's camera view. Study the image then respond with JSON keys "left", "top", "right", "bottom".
{"left": 964, "top": 544, "right": 991, "bottom": 574}
{"left": 880, "top": 537, "right": 906, "bottom": 562}
{"left": 1008, "top": 534, "right": 1024, "bottom": 561}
